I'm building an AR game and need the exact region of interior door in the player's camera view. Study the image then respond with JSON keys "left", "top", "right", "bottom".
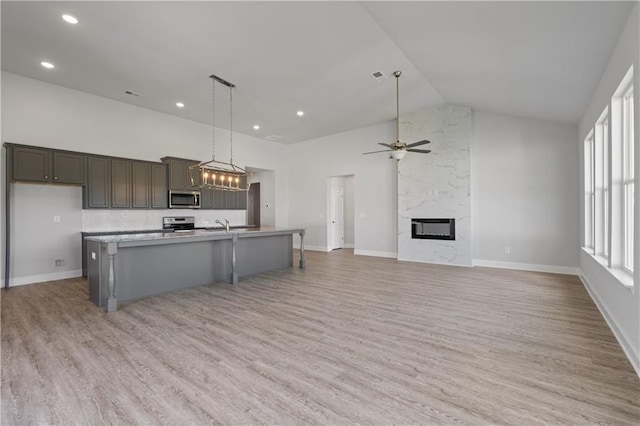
{"left": 329, "top": 188, "right": 344, "bottom": 250}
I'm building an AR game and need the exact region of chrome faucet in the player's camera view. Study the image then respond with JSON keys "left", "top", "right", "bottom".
{"left": 215, "top": 218, "right": 230, "bottom": 233}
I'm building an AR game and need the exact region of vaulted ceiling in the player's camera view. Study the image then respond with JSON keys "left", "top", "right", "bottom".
{"left": 1, "top": 1, "right": 634, "bottom": 144}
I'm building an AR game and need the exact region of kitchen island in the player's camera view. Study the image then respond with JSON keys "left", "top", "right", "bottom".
{"left": 85, "top": 227, "right": 305, "bottom": 312}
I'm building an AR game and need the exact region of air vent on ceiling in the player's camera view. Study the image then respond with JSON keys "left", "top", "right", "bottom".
{"left": 264, "top": 135, "right": 284, "bottom": 141}
{"left": 124, "top": 90, "right": 141, "bottom": 97}
{"left": 371, "top": 71, "right": 386, "bottom": 81}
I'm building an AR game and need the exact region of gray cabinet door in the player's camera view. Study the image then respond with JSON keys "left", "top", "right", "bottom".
{"left": 151, "top": 163, "right": 167, "bottom": 208}
{"left": 52, "top": 152, "right": 85, "bottom": 184}
{"left": 11, "top": 147, "right": 50, "bottom": 183}
{"left": 111, "top": 159, "right": 131, "bottom": 208}
{"left": 200, "top": 188, "right": 214, "bottom": 209}
{"left": 213, "top": 189, "right": 226, "bottom": 209}
{"left": 237, "top": 190, "right": 248, "bottom": 210}
{"left": 132, "top": 161, "right": 150, "bottom": 208}
{"left": 86, "top": 156, "right": 110, "bottom": 208}
{"left": 167, "top": 158, "right": 186, "bottom": 190}
{"left": 163, "top": 157, "right": 201, "bottom": 190}
{"left": 224, "top": 191, "right": 238, "bottom": 209}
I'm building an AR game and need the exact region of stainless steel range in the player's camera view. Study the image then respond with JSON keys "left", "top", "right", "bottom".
{"left": 163, "top": 216, "right": 196, "bottom": 232}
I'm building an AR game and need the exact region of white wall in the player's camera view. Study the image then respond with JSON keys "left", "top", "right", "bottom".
{"left": 288, "top": 121, "right": 397, "bottom": 256}
{"left": 472, "top": 111, "right": 579, "bottom": 272}
{"left": 343, "top": 175, "right": 355, "bottom": 247}
{"left": 249, "top": 170, "right": 276, "bottom": 227}
{"left": 9, "top": 184, "right": 83, "bottom": 285}
{"left": 1, "top": 71, "right": 289, "bottom": 285}
{"left": 577, "top": 4, "right": 639, "bottom": 375}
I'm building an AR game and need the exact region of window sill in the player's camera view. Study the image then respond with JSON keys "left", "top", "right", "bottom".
{"left": 581, "top": 247, "right": 634, "bottom": 290}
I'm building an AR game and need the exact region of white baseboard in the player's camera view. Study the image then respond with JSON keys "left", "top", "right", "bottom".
{"left": 354, "top": 249, "right": 397, "bottom": 259}
{"left": 578, "top": 270, "right": 640, "bottom": 378}
{"left": 473, "top": 259, "right": 579, "bottom": 275}
{"left": 344, "top": 243, "right": 355, "bottom": 249}
{"left": 1, "top": 269, "right": 83, "bottom": 287}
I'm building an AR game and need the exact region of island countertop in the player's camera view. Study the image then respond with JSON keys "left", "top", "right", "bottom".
{"left": 84, "top": 227, "right": 305, "bottom": 247}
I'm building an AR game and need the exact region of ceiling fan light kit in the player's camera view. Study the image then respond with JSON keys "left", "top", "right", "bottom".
{"left": 363, "top": 70, "right": 432, "bottom": 161}
{"left": 189, "top": 74, "right": 251, "bottom": 192}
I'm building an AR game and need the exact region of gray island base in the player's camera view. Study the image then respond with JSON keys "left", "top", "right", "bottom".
{"left": 85, "top": 227, "right": 306, "bottom": 312}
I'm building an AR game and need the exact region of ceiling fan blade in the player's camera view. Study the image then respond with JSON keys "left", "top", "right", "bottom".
{"left": 378, "top": 142, "right": 393, "bottom": 148}
{"left": 407, "top": 149, "right": 432, "bottom": 154}
{"left": 406, "top": 140, "right": 431, "bottom": 148}
{"left": 363, "top": 149, "right": 392, "bottom": 155}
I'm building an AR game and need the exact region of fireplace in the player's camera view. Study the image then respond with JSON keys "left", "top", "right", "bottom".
{"left": 411, "top": 218, "right": 455, "bottom": 240}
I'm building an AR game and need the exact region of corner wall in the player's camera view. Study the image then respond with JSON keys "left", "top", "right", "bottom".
{"left": 472, "top": 111, "right": 579, "bottom": 272}
{"left": 577, "top": 4, "right": 639, "bottom": 375}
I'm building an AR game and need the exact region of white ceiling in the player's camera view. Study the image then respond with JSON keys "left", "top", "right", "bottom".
{"left": 1, "top": 1, "right": 634, "bottom": 144}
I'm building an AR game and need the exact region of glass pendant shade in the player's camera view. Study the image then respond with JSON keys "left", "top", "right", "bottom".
{"left": 391, "top": 149, "right": 407, "bottom": 161}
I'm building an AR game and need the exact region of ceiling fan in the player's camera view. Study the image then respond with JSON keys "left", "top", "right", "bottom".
{"left": 364, "top": 70, "right": 431, "bottom": 161}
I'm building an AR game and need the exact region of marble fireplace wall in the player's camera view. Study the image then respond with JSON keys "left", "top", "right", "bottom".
{"left": 398, "top": 105, "right": 472, "bottom": 266}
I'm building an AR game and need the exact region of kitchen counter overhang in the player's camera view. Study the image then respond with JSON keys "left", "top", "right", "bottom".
{"left": 85, "top": 227, "right": 306, "bottom": 312}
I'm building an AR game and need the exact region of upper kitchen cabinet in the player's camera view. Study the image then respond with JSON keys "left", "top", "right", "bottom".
{"left": 150, "top": 163, "right": 168, "bottom": 209}
{"left": 85, "top": 156, "right": 110, "bottom": 208}
{"left": 132, "top": 161, "right": 150, "bottom": 208}
{"left": 111, "top": 159, "right": 131, "bottom": 208}
{"left": 131, "top": 161, "right": 167, "bottom": 209}
{"left": 7, "top": 144, "right": 85, "bottom": 185}
{"left": 161, "top": 157, "right": 201, "bottom": 191}
{"left": 9, "top": 146, "right": 49, "bottom": 183}
{"left": 52, "top": 152, "right": 85, "bottom": 184}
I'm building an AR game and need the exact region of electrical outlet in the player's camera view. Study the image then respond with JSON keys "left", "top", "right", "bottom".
{"left": 53, "top": 215, "right": 61, "bottom": 223}
{"left": 55, "top": 259, "right": 65, "bottom": 267}
{"left": 504, "top": 246, "right": 511, "bottom": 255}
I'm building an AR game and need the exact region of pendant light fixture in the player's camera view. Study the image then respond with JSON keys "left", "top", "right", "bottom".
{"left": 189, "top": 74, "right": 250, "bottom": 192}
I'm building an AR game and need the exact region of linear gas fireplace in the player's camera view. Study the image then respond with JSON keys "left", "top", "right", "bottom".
{"left": 411, "top": 218, "right": 455, "bottom": 240}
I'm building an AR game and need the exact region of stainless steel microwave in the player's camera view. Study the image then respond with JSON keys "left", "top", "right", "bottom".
{"left": 168, "top": 190, "right": 201, "bottom": 209}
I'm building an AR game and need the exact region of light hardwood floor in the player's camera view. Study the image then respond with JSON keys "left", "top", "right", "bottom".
{"left": 2, "top": 249, "right": 639, "bottom": 425}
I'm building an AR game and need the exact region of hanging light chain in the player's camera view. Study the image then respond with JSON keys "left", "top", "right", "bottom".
{"left": 211, "top": 75, "right": 216, "bottom": 161}
{"left": 229, "top": 83, "right": 234, "bottom": 164}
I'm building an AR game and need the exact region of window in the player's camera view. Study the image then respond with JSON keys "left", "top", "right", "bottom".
{"left": 594, "top": 108, "right": 610, "bottom": 259}
{"left": 584, "top": 65, "right": 634, "bottom": 282}
{"left": 622, "top": 83, "right": 634, "bottom": 272}
{"left": 584, "top": 131, "right": 594, "bottom": 250}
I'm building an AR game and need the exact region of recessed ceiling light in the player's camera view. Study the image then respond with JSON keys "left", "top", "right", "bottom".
{"left": 253, "top": 125, "right": 260, "bottom": 130}
{"left": 62, "top": 14, "right": 78, "bottom": 24}
{"left": 40, "top": 61, "right": 55, "bottom": 69}
{"left": 297, "top": 111, "right": 304, "bottom": 117}
{"left": 176, "top": 102, "right": 185, "bottom": 108}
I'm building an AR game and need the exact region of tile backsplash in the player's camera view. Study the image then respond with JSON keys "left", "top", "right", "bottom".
{"left": 82, "top": 209, "right": 247, "bottom": 232}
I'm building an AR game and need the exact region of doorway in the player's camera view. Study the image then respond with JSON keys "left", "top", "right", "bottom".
{"left": 247, "top": 182, "right": 260, "bottom": 227}
{"left": 327, "top": 175, "right": 354, "bottom": 251}
{"left": 329, "top": 187, "right": 344, "bottom": 250}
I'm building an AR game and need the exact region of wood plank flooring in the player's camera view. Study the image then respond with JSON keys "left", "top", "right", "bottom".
{"left": 2, "top": 249, "right": 639, "bottom": 425}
